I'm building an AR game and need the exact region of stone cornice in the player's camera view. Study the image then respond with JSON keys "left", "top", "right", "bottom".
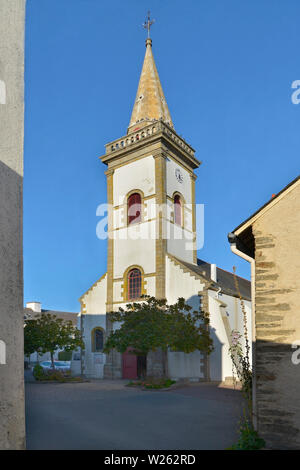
{"left": 99, "top": 120, "right": 201, "bottom": 171}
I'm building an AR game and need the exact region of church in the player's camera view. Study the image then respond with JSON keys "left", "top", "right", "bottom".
{"left": 77, "top": 26, "right": 252, "bottom": 382}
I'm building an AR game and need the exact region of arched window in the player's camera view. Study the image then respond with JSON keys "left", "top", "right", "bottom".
{"left": 174, "top": 194, "right": 182, "bottom": 226}
{"left": 128, "top": 268, "right": 142, "bottom": 300}
{"left": 92, "top": 328, "right": 104, "bottom": 352}
{"left": 128, "top": 193, "right": 141, "bottom": 225}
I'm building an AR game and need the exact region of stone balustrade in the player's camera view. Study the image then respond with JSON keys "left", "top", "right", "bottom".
{"left": 105, "top": 121, "right": 195, "bottom": 157}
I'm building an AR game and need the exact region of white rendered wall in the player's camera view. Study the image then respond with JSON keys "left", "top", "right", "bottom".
{"left": 81, "top": 274, "right": 107, "bottom": 315}
{"left": 166, "top": 222, "right": 194, "bottom": 264}
{"left": 113, "top": 281, "right": 123, "bottom": 302}
{"left": 166, "top": 158, "right": 192, "bottom": 204}
{"left": 82, "top": 314, "right": 106, "bottom": 379}
{"left": 168, "top": 350, "right": 203, "bottom": 380}
{"left": 112, "top": 156, "right": 157, "bottom": 280}
{"left": 113, "top": 221, "right": 156, "bottom": 278}
{"left": 166, "top": 255, "right": 206, "bottom": 379}
{"left": 144, "top": 275, "right": 155, "bottom": 296}
{"left": 113, "top": 155, "right": 155, "bottom": 206}
{"left": 165, "top": 255, "right": 205, "bottom": 305}
{"left": 208, "top": 290, "right": 252, "bottom": 381}
{"left": 218, "top": 292, "right": 252, "bottom": 361}
{"left": 79, "top": 276, "right": 108, "bottom": 378}
{"left": 165, "top": 157, "right": 194, "bottom": 263}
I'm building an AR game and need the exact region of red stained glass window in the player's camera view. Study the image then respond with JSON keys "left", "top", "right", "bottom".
{"left": 128, "top": 193, "right": 141, "bottom": 225}
{"left": 128, "top": 268, "right": 142, "bottom": 300}
{"left": 174, "top": 195, "right": 182, "bottom": 226}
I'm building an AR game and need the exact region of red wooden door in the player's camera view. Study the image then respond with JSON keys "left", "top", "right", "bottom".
{"left": 122, "top": 349, "right": 137, "bottom": 379}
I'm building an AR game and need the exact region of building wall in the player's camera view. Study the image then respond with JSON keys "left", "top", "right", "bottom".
{"left": 113, "top": 155, "right": 155, "bottom": 205}
{"left": 80, "top": 275, "right": 107, "bottom": 377}
{"left": 0, "top": 0, "right": 26, "bottom": 450}
{"left": 81, "top": 256, "right": 252, "bottom": 381}
{"left": 166, "top": 157, "right": 194, "bottom": 264}
{"left": 252, "top": 181, "right": 300, "bottom": 449}
{"left": 26, "top": 348, "right": 68, "bottom": 364}
{"left": 165, "top": 255, "right": 205, "bottom": 305}
{"left": 80, "top": 274, "right": 107, "bottom": 315}
{"left": 81, "top": 314, "right": 106, "bottom": 378}
{"left": 208, "top": 290, "right": 251, "bottom": 382}
{"left": 165, "top": 255, "right": 206, "bottom": 379}
{"left": 112, "top": 155, "right": 156, "bottom": 290}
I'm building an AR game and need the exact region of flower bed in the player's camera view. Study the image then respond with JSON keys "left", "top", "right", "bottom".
{"left": 33, "top": 364, "right": 85, "bottom": 383}
{"left": 127, "top": 378, "right": 176, "bottom": 390}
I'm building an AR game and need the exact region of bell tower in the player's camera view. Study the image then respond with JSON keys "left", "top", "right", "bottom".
{"left": 101, "top": 20, "right": 201, "bottom": 378}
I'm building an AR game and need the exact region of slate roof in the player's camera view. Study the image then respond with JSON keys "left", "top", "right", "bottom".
{"left": 24, "top": 308, "right": 78, "bottom": 326}
{"left": 176, "top": 257, "right": 251, "bottom": 301}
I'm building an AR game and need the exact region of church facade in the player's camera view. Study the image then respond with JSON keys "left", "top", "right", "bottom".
{"left": 78, "top": 34, "right": 252, "bottom": 382}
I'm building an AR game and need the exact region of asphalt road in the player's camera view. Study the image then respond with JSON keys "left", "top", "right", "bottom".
{"left": 25, "top": 380, "right": 243, "bottom": 450}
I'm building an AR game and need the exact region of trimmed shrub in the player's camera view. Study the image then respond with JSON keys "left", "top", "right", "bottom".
{"left": 33, "top": 363, "right": 45, "bottom": 380}
{"left": 58, "top": 350, "right": 72, "bottom": 361}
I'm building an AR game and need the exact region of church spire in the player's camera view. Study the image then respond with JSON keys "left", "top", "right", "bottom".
{"left": 127, "top": 13, "right": 174, "bottom": 134}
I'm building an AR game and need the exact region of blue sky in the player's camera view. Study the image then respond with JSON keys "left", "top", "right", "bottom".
{"left": 24, "top": 0, "right": 300, "bottom": 312}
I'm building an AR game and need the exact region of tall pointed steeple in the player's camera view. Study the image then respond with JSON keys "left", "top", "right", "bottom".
{"left": 128, "top": 37, "right": 174, "bottom": 134}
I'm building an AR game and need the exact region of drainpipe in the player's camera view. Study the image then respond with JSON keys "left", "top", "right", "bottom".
{"left": 228, "top": 232, "right": 257, "bottom": 430}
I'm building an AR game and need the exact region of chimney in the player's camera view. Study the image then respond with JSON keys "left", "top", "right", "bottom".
{"left": 26, "top": 301, "right": 41, "bottom": 313}
{"left": 210, "top": 264, "right": 217, "bottom": 282}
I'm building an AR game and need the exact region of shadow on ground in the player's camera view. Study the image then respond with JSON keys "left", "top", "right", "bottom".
{"left": 25, "top": 380, "right": 243, "bottom": 450}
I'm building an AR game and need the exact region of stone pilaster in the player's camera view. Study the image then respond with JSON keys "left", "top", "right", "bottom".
{"left": 103, "top": 168, "right": 122, "bottom": 378}
{"left": 154, "top": 153, "right": 167, "bottom": 299}
{"left": 190, "top": 173, "right": 197, "bottom": 264}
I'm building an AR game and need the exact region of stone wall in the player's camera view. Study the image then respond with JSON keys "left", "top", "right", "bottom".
{"left": 253, "top": 181, "right": 300, "bottom": 449}
{"left": 0, "top": 0, "right": 26, "bottom": 449}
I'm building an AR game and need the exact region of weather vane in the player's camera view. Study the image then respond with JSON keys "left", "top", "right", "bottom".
{"left": 143, "top": 11, "right": 155, "bottom": 38}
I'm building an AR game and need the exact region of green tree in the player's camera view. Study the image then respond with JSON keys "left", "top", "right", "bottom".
{"left": 103, "top": 296, "right": 213, "bottom": 377}
{"left": 24, "top": 314, "right": 84, "bottom": 369}
{"left": 24, "top": 318, "right": 43, "bottom": 362}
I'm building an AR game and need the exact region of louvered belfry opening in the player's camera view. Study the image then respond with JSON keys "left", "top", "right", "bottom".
{"left": 128, "top": 193, "right": 141, "bottom": 225}
{"left": 174, "top": 194, "right": 182, "bottom": 226}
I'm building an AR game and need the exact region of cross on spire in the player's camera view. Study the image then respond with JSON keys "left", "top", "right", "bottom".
{"left": 128, "top": 12, "right": 173, "bottom": 133}
{"left": 143, "top": 11, "right": 155, "bottom": 38}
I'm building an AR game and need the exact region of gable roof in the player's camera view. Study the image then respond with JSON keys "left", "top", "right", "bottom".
{"left": 170, "top": 255, "right": 251, "bottom": 301}
{"left": 233, "top": 175, "right": 300, "bottom": 235}
{"left": 197, "top": 259, "right": 251, "bottom": 301}
{"left": 24, "top": 308, "right": 78, "bottom": 326}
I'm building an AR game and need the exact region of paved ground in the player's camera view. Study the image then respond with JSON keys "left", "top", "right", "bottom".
{"left": 25, "top": 380, "right": 243, "bottom": 450}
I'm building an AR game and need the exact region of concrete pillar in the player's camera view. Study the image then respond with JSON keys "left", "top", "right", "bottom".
{"left": 0, "top": 0, "right": 26, "bottom": 450}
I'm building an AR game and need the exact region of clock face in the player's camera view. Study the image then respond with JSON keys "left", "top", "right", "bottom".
{"left": 175, "top": 168, "right": 183, "bottom": 183}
